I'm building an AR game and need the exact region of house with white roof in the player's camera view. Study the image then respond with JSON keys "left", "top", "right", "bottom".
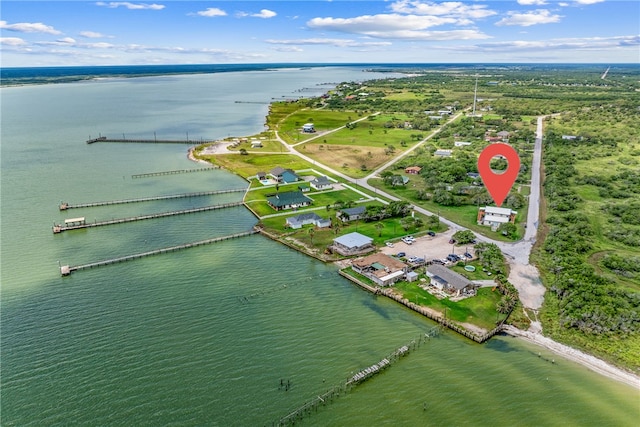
{"left": 332, "top": 232, "right": 374, "bottom": 256}
{"left": 477, "top": 206, "right": 517, "bottom": 231}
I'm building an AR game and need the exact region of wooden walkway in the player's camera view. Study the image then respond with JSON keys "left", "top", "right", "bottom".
{"left": 86, "top": 136, "right": 214, "bottom": 145}
{"left": 59, "top": 188, "right": 246, "bottom": 210}
{"left": 131, "top": 167, "right": 219, "bottom": 179}
{"left": 53, "top": 201, "right": 244, "bottom": 233}
{"left": 60, "top": 230, "right": 258, "bottom": 275}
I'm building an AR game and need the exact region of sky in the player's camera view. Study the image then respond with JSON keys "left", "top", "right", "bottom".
{"left": 1, "top": 1, "right": 638, "bottom": 66}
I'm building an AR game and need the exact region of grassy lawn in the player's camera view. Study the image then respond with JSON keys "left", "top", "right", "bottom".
{"left": 393, "top": 282, "right": 504, "bottom": 330}
{"left": 450, "top": 261, "right": 497, "bottom": 281}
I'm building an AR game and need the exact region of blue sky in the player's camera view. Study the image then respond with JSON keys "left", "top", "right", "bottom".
{"left": 1, "top": 1, "right": 638, "bottom": 66}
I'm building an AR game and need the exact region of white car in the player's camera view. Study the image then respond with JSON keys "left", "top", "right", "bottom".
{"left": 385, "top": 242, "right": 394, "bottom": 248}
{"left": 401, "top": 237, "right": 415, "bottom": 245}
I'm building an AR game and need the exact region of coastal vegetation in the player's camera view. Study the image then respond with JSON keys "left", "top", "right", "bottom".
{"left": 194, "top": 64, "right": 640, "bottom": 369}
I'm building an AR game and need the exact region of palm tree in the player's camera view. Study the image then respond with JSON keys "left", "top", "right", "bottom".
{"left": 375, "top": 222, "right": 384, "bottom": 237}
{"left": 308, "top": 227, "right": 315, "bottom": 245}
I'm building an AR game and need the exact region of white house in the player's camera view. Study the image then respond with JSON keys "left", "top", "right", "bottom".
{"left": 286, "top": 212, "right": 331, "bottom": 229}
{"left": 351, "top": 253, "right": 408, "bottom": 287}
{"left": 477, "top": 206, "right": 517, "bottom": 231}
{"left": 302, "top": 123, "right": 315, "bottom": 133}
{"left": 310, "top": 176, "right": 333, "bottom": 190}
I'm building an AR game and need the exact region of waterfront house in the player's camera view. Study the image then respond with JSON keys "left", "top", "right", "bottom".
{"left": 266, "top": 191, "right": 312, "bottom": 211}
{"left": 310, "top": 176, "right": 333, "bottom": 190}
{"left": 351, "top": 253, "right": 408, "bottom": 286}
{"left": 426, "top": 265, "right": 478, "bottom": 297}
{"left": 336, "top": 206, "right": 366, "bottom": 222}
{"left": 286, "top": 212, "right": 331, "bottom": 229}
{"left": 477, "top": 206, "right": 517, "bottom": 231}
{"left": 332, "top": 232, "right": 374, "bottom": 256}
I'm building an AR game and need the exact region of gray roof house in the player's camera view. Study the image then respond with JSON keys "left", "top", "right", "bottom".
{"left": 286, "top": 212, "right": 331, "bottom": 229}
{"left": 337, "top": 206, "right": 366, "bottom": 222}
{"left": 332, "top": 232, "right": 374, "bottom": 256}
{"left": 426, "top": 264, "right": 478, "bottom": 297}
{"left": 310, "top": 176, "right": 333, "bottom": 190}
{"left": 269, "top": 166, "right": 300, "bottom": 184}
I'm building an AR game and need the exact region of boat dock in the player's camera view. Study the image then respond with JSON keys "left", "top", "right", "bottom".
{"left": 273, "top": 329, "right": 440, "bottom": 427}
{"left": 86, "top": 136, "right": 214, "bottom": 145}
{"left": 59, "top": 188, "right": 246, "bottom": 210}
{"left": 53, "top": 201, "right": 244, "bottom": 233}
{"left": 131, "top": 167, "right": 219, "bottom": 179}
{"left": 60, "top": 230, "right": 258, "bottom": 275}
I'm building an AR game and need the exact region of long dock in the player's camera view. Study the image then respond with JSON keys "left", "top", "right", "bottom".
{"left": 86, "top": 136, "right": 214, "bottom": 145}
{"left": 131, "top": 168, "right": 219, "bottom": 179}
{"left": 53, "top": 201, "right": 244, "bottom": 233}
{"left": 59, "top": 188, "right": 246, "bottom": 210}
{"left": 273, "top": 329, "right": 440, "bottom": 427}
{"left": 60, "top": 230, "right": 258, "bottom": 275}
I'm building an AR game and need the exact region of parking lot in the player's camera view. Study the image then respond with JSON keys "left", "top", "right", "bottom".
{"left": 380, "top": 228, "right": 476, "bottom": 265}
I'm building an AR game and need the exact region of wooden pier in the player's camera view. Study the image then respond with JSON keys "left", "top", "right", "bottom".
{"left": 53, "top": 201, "right": 244, "bottom": 233}
{"left": 273, "top": 329, "right": 440, "bottom": 427}
{"left": 86, "top": 136, "right": 214, "bottom": 145}
{"left": 131, "top": 167, "right": 219, "bottom": 179}
{"left": 59, "top": 188, "right": 246, "bottom": 210}
{"left": 60, "top": 230, "right": 258, "bottom": 275}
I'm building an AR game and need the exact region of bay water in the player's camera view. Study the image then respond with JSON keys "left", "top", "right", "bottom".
{"left": 1, "top": 67, "right": 637, "bottom": 426}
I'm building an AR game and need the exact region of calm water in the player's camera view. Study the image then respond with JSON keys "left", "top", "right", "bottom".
{"left": 1, "top": 67, "right": 638, "bottom": 426}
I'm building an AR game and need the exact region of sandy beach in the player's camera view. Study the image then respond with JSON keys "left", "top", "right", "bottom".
{"left": 503, "top": 325, "right": 640, "bottom": 390}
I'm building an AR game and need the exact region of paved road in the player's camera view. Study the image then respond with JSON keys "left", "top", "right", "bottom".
{"left": 273, "top": 112, "right": 546, "bottom": 309}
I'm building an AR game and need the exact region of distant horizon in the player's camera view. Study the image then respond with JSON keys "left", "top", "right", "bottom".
{"left": 1, "top": 1, "right": 638, "bottom": 66}
{"left": 4, "top": 61, "right": 639, "bottom": 70}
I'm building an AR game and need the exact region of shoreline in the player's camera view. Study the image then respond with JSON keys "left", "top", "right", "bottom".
{"left": 502, "top": 325, "right": 640, "bottom": 390}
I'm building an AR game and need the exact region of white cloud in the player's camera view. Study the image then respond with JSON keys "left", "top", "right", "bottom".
{"left": 95, "top": 2, "right": 165, "bottom": 10}
{"left": 79, "top": 31, "right": 107, "bottom": 38}
{"left": 0, "top": 37, "right": 28, "bottom": 46}
{"left": 0, "top": 20, "right": 62, "bottom": 35}
{"left": 495, "top": 9, "right": 562, "bottom": 26}
{"left": 574, "top": 0, "right": 605, "bottom": 4}
{"left": 389, "top": 1, "right": 497, "bottom": 19}
{"left": 517, "top": 0, "right": 548, "bottom": 5}
{"left": 468, "top": 35, "right": 639, "bottom": 52}
{"left": 307, "top": 14, "right": 490, "bottom": 40}
{"left": 558, "top": 2, "right": 569, "bottom": 6}
{"left": 196, "top": 8, "right": 227, "bottom": 17}
{"left": 265, "top": 38, "right": 392, "bottom": 48}
{"left": 252, "top": 9, "right": 277, "bottom": 19}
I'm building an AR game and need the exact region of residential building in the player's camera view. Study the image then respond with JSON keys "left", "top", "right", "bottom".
{"left": 426, "top": 264, "right": 478, "bottom": 297}
{"left": 332, "top": 232, "right": 374, "bottom": 256}
{"left": 310, "top": 176, "right": 333, "bottom": 190}
{"left": 477, "top": 206, "right": 517, "bottom": 230}
{"left": 302, "top": 123, "right": 315, "bottom": 133}
{"left": 405, "top": 166, "right": 422, "bottom": 175}
{"left": 337, "top": 206, "right": 366, "bottom": 222}
{"left": 351, "top": 253, "right": 408, "bottom": 287}
{"left": 434, "top": 149, "right": 453, "bottom": 157}
{"left": 286, "top": 212, "right": 331, "bottom": 229}
{"left": 269, "top": 166, "right": 300, "bottom": 184}
{"left": 266, "top": 191, "right": 312, "bottom": 211}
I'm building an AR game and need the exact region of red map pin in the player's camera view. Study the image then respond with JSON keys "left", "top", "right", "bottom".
{"left": 477, "top": 143, "right": 520, "bottom": 207}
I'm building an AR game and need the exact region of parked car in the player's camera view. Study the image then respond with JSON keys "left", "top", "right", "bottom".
{"left": 427, "top": 231, "right": 436, "bottom": 237}
{"left": 464, "top": 252, "right": 473, "bottom": 259}
{"left": 407, "top": 256, "right": 419, "bottom": 263}
{"left": 431, "top": 259, "right": 445, "bottom": 265}
{"left": 449, "top": 239, "right": 456, "bottom": 244}
{"left": 401, "top": 237, "right": 414, "bottom": 245}
{"left": 385, "top": 242, "right": 394, "bottom": 248}
{"left": 396, "top": 252, "right": 406, "bottom": 258}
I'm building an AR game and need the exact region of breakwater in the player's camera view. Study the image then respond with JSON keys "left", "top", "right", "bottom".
{"left": 338, "top": 270, "right": 504, "bottom": 343}
{"left": 272, "top": 329, "right": 440, "bottom": 427}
